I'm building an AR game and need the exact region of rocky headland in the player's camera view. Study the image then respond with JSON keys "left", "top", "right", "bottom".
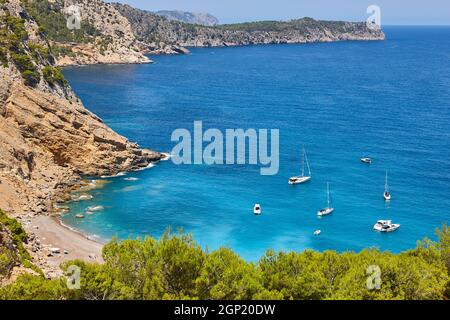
{"left": 17, "top": 1, "right": 385, "bottom": 64}
{"left": 113, "top": 3, "right": 385, "bottom": 55}
{"left": 0, "top": 0, "right": 161, "bottom": 278}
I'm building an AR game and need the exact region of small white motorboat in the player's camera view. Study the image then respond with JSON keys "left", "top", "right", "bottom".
{"left": 317, "top": 182, "right": 334, "bottom": 217}
{"left": 373, "top": 220, "right": 400, "bottom": 233}
{"left": 289, "top": 146, "right": 312, "bottom": 185}
{"left": 253, "top": 204, "right": 261, "bottom": 215}
{"left": 314, "top": 230, "right": 322, "bottom": 236}
{"left": 384, "top": 171, "right": 392, "bottom": 201}
{"left": 361, "top": 157, "right": 372, "bottom": 164}
{"left": 75, "top": 214, "right": 85, "bottom": 219}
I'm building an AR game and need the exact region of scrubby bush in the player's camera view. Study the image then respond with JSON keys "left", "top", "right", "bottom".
{"left": 0, "top": 274, "right": 66, "bottom": 300}
{"left": 0, "top": 210, "right": 34, "bottom": 270}
{"left": 23, "top": 0, "right": 100, "bottom": 43}
{"left": 1, "top": 226, "right": 449, "bottom": 300}
{"left": 43, "top": 65, "right": 67, "bottom": 87}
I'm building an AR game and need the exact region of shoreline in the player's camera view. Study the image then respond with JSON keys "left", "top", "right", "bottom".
{"left": 13, "top": 35, "right": 385, "bottom": 275}
{"left": 26, "top": 154, "right": 172, "bottom": 276}
{"left": 24, "top": 215, "right": 104, "bottom": 277}
{"left": 59, "top": 37, "right": 386, "bottom": 68}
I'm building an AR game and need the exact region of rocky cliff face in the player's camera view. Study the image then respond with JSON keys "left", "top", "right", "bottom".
{"left": 23, "top": 0, "right": 385, "bottom": 62}
{"left": 114, "top": 3, "right": 385, "bottom": 54}
{"left": 155, "top": 10, "right": 219, "bottom": 26}
{"left": 0, "top": 0, "right": 161, "bottom": 218}
{"left": 23, "top": 0, "right": 150, "bottom": 66}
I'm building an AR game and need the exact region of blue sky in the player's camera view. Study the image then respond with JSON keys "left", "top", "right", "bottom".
{"left": 111, "top": 0, "right": 450, "bottom": 25}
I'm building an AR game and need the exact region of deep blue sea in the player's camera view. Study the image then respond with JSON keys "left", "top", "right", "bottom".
{"left": 62, "top": 27, "right": 450, "bottom": 260}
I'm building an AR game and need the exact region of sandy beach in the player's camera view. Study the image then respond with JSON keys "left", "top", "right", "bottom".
{"left": 28, "top": 216, "right": 104, "bottom": 271}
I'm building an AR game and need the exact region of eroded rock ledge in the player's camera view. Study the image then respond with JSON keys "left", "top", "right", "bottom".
{"left": 0, "top": 81, "right": 162, "bottom": 218}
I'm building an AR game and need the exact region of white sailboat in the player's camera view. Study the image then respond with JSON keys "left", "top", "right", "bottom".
{"left": 384, "top": 171, "right": 391, "bottom": 201}
{"left": 289, "top": 146, "right": 312, "bottom": 185}
{"left": 318, "top": 182, "right": 334, "bottom": 216}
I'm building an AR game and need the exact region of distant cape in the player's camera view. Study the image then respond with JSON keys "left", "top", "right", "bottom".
{"left": 155, "top": 10, "right": 219, "bottom": 26}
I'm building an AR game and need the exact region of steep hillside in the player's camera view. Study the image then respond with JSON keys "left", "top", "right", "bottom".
{"left": 22, "top": 0, "right": 150, "bottom": 65}
{"left": 18, "top": 1, "right": 385, "bottom": 61}
{"left": 0, "top": 0, "right": 161, "bottom": 219}
{"left": 113, "top": 3, "right": 385, "bottom": 54}
{"left": 0, "top": 209, "right": 39, "bottom": 284}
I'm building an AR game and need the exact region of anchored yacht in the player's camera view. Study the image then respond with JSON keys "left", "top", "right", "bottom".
{"left": 317, "top": 182, "right": 334, "bottom": 216}
{"left": 289, "top": 146, "right": 312, "bottom": 185}
{"left": 373, "top": 220, "right": 400, "bottom": 233}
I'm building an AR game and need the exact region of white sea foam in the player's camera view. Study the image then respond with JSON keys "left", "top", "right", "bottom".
{"left": 160, "top": 153, "right": 171, "bottom": 161}
{"left": 135, "top": 163, "right": 155, "bottom": 172}
{"left": 124, "top": 177, "right": 139, "bottom": 181}
{"left": 86, "top": 234, "right": 100, "bottom": 241}
{"left": 59, "top": 221, "right": 78, "bottom": 233}
{"left": 87, "top": 205, "right": 104, "bottom": 212}
{"left": 80, "top": 180, "right": 100, "bottom": 191}
{"left": 100, "top": 172, "right": 127, "bottom": 179}
{"left": 72, "top": 194, "right": 93, "bottom": 201}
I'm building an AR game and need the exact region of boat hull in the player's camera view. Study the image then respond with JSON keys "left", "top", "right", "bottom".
{"left": 374, "top": 221, "right": 400, "bottom": 232}
{"left": 289, "top": 176, "right": 311, "bottom": 185}
{"left": 317, "top": 208, "right": 334, "bottom": 216}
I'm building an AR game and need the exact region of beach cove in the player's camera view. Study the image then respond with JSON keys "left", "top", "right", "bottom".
{"left": 55, "top": 26, "right": 450, "bottom": 261}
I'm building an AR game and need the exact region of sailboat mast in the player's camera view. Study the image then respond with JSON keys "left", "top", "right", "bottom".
{"left": 385, "top": 171, "right": 389, "bottom": 193}
{"left": 301, "top": 146, "right": 305, "bottom": 177}
{"left": 327, "top": 182, "right": 330, "bottom": 208}
{"left": 305, "top": 150, "right": 311, "bottom": 176}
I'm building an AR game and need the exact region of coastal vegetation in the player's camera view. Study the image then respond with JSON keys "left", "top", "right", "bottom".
{"left": 0, "top": 210, "right": 39, "bottom": 278}
{"left": 42, "top": 65, "right": 67, "bottom": 87}
{"left": 21, "top": 0, "right": 100, "bottom": 44}
{"left": 1, "top": 225, "right": 449, "bottom": 300}
{"left": 218, "top": 18, "right": 346, "bottom": 33}
{"left": 0, "top": 11, "right": 41, "bottom": 85}
{"left": 0, "top": 4, "right": 70, "bottom": 87}
{"left": 113, "top": 2, "right": 384, "bottom": 54}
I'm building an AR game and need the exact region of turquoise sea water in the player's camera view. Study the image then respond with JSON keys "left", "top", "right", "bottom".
{"left": 62, "top": 27, "right": 450, "bottom": 260}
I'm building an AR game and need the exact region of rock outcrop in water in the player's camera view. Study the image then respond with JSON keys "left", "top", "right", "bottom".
{"left": 0, "top": 0, "right": 161, "bottom": 218}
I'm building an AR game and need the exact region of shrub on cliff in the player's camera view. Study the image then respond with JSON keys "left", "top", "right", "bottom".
{"left": 0, "top": 210, "right": 36, "bottom": 275}
{"left": 0, "top": 242, "right": 17, "bottom": 277}
{"left": 0, "top": 11, "right": 43, "bottom": 86}
{"left": 0, "top": 211, "right": 24, "bottom": 277}
{"left": 43, "top": 65, "right": 67, "bottom": 87}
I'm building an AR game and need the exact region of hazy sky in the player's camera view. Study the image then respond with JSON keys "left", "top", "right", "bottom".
{"left": 111, "top": 0, "right": 450, "bottom": 25}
